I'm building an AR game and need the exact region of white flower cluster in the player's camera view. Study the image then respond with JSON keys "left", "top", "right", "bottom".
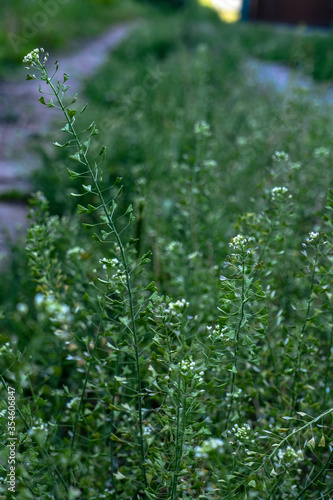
{"left": 28, "top": 420, "right": 49, "bottom": 436}
{"left": 225, "top": 388, "right": 242, "bottom": 408}
{"left": 206, "top": 324, "right": 228, "bottom": 341}
{"left": 313, "top": 147, "right": 329, "bottom": 159}
{"left": 272, "top": 151, "right": 289, "bottom": 162}
{"left": 0, "top": 342, "right": 14, "bottom": 355}
{"left": 195, "top": 438, "right": 224, "bottom": 459}
{"left": 99, "top": 257, "right": 126, "bottom": 283}
{"left": 16, "top": 302, "right": 28, "bottom": 314}
{"left": 164, "top": 298, "right": 189, "bottom": 317}
{"left": 180, "top": 358, "right": 196, "bottom": 376}
{"left": 166, "top": 241, "right": 183, "bottom": 253}
{"left": 230, "top": 423, "right": 257, "bottom": 445}
{"left": 23, "top": 48, "right": 48, "bottom": 66}
{"left": 67, "top": 246, "right": 85, "bottom": 257}
{"left": 203, "top": 159, "right": 217, "bottom": 168}
{"left": 35, "top": 293, "right": 72, "bottom": 324}
{"left": 271, "top": 186, "right": 290, "bottom": 201}
{"left": 194, "top": 120, "right": 211, "bottom": 137}
{"left": 66, "top": 397, "right": 80, "bottom": 411}
{"left": 143, "top": 425, "right": 153, "bottom": 436}
{"left": 306, "top": 231, "right": 319, "bottom": 243}
{"left": 179, "top": 359, "right": 205, "bottom": 385}
{"left": 275, "top": 446, "right": 303, "bottom": 467}
{"left": 229, "top": 234, "right": 254, "bottom": 250}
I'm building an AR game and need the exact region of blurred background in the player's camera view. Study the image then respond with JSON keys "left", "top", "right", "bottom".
{"left": 1, "top": 0, "right": 333, "bottom": 257}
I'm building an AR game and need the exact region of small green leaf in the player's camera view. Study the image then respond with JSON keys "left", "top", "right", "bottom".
{"left": 47, "top": 98, "right": 55, "bottom": 108}
{"left": 61, "top": 123, "right": 71, "bottom": 133}
{"left": 26, "top": 74, "right": 36, "bottom": 80}
{"left": 101, "top": 230, "right": 111, "bottom": 240}
{"left": 39, "top": 96, "right": 46, "bottom": 105}
{"left": 110, "top": 433, "right": 123, "bottom": 443}
{"left": 67, "top": 108, "right": 76, "bottom": 120}
{"left": 144, "top": 282, "right": 157, "bottom": 292}
{"left": 97, "top": 146, "right": 106, "bottom": 159}
{"left": 124, "top": 204, "right": 133, "bottom": 215}
{"left": 67, "top": 168, "right": 81, "bottom": 180}
{"left": 87, "top": 204, "right": 98, "bottom": 212}
{"left": 63, "top": 73, "right": 69, "bottom": 82}
{"left": 79, "top": 103, "right": 88, "bottom": 115}
{"left": 77, "top": 204, "right": 89, "bottom": 215}
{"left": 69, "top": 152, "right": 82, "bottom": 162}
{"left": 113, "top": 471, "right": 126, "bottom": 480}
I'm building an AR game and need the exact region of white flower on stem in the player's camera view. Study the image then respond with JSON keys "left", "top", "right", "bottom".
{"left": 271, "top": 186, "right": 291, "bottom": 201}
{"left": 229, "top": 234, "right": 254, "bottom": 251}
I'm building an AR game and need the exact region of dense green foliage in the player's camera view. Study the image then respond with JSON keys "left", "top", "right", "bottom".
{"left": 1, "top": 5, "right": 333, "bottom": 499}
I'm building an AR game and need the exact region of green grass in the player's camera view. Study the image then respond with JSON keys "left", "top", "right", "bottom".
{"left": 0, "top": 0, "right": 148, "bottom": 76}
{"left": 231, "top": 21, "right": 333, "bottom": 82}
{"left": 2, "top": 4, "right": 333, "bottom": 499}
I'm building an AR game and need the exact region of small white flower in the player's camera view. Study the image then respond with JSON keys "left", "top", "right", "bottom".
{"left": 203, "top": 159, "right": 217, "bottom": 168}
{"left": 66, "top": 397, "right": 80, "bottom": 411}
{"left": 313, "top": 147, "right": 329, "bottom": 159}
{"left": 271, "top": 186, "right": 290, "bottom": 201}
{"left": 306, "top": 231, "right": 319, "bottom": 243}
{"left": 16, "top": 303, "right": 28, "bottom": 314}
{"left": 229, "top": 234, "right": 254, "bottom": 250}
{"left": 194, "top": 120, "right": 211, "bottom": 137}
{"left": 195, "top": 438, "right": 224, "bottom": 458}
{"left": 272, "top": 151, "right": 289, "bottom": 162}
{"left": 23, "top": 48, "right": 48, "bottom": 66}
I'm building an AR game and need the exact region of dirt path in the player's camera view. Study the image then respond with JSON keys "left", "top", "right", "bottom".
{"left": 0, "top": 23, "right": 132, "bottom": 256}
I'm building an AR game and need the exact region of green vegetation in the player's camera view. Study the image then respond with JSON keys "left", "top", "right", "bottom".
{"left": 0, "top": 0, "right": 147, "bottom": 76}
{"left": 1, "top": 4, "right": 333, "bottom": 499}
{"left": 232, "top": 21, "right": 333, "bottom": 82}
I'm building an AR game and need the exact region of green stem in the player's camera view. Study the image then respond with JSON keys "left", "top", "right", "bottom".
{"left": 225, "top": 259, "right": 246, "bottom": 431}
{"left": 170, "top": 368, "right": 183, "bottom": 499}
{"left": 290, "top": 248, "right": 318, "bottom": 415}
{"left": 323, "top": 312, "right": 333, "bottom": 409}
{"left": 45, "top": 71, "right": 147, "bottom": 489}
{"left": 70, "top": 307, "right": 105, "bottom": 469}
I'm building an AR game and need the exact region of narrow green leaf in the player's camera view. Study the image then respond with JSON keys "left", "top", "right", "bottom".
{"left": 110, "top": 433, "right": 123, "bottom": 443}
{"left": 124, "top": 204, "right": 133, "bottom": 215}
{"left": 61, "top": 123, "right": 71, "bottom": 133}
{"left": 144, "top": 282, "right": 157, "bottom": 292}
{"left": 97, "top": 146, "right": 106, "bottom": 159}
{"left": 67, "top": 168, "right": 81, "bottom": 181}
{"left": 77, "top": 204, "right": 89, "bottom": 215}
{"left": 79, "top": 103, "right": 88, "bottom": 115}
